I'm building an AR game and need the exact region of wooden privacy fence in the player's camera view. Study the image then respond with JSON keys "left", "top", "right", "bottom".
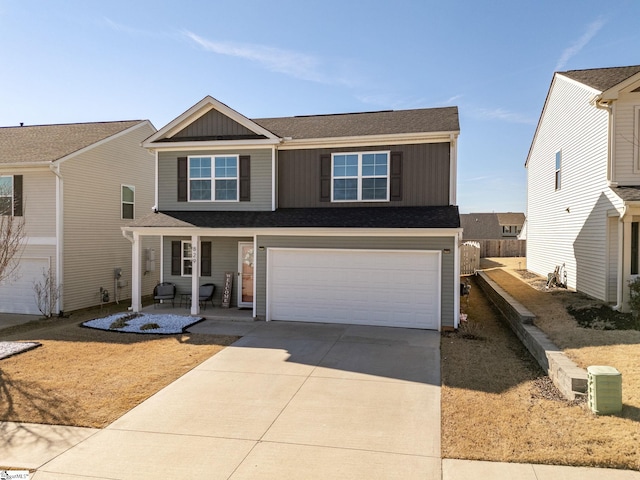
{"left": 460, "top": 241, "right": 480, "bottom": 275}
{"left": 475, "top": 239, "right": 526, "bottom": 258}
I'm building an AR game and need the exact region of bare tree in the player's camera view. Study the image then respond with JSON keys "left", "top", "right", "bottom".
{"left": 0, "top": 185, "right": 26, "bottom": 286}
{"left": 33, "top": 266, "right": 60, "bottom": 318}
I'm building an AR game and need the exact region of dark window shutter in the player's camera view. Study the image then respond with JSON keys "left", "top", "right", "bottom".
{"left": 200, "top": 241, "right": 212, "bottom": 277}
{"left": 390, "top": 152, "right": 403, "bottom": 201}
{"left": 177, "top": 157, "right": 188, "bottom": 202}
{"left": 320, "top": 154, "right": 331, "bottom": 202}
{"left": 171, "top": 241, "right": 181, "bottom": 276}
{"left": 239, "top": 155, "right": 250, "bottom": 202}
{"left": 13, "top": 175, "right": 23, "bottom": 216}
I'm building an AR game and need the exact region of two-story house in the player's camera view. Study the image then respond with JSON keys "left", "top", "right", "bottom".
{"left": 0, "top": 120, "right": 159, "bottom": 315}
{"left": 124, "top": 96, "right": 461, "bottom": 330}
{"left": 526, "top": 65, "right": 640, "bottom": 310}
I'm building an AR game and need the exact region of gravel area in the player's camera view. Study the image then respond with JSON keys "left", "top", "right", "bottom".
{"left": 83, "top": 312, "right": 203, "bottom": 334}
{"left": 0, "top": 341, "right": 41, "bottom": 360}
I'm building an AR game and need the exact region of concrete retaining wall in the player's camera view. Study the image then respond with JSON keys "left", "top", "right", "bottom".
{"left": 476, "top": 271, "right": 587, "bottom": 400}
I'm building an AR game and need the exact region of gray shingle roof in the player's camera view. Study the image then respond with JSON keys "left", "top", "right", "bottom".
{"left": 611, "top": 186, "right": 640, "bottom": 202}
{"left": 559, "top": 65, "right": 640, "bottom": 92}
{"left": 253, "top": 107, "right": 459, "bottom": 140}
{"left": 129, "top": 206, "right": 461, "bottom": 229}
{"left": 0, "top": 120, "right": 145, "bottom": 164}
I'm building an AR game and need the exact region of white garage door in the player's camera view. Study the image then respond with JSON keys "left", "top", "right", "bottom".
{"left": 268, "top": 249, "right": 440, "bottom": 329}
{"left": 0, "top": 258, "right": 49, "bottom": 315}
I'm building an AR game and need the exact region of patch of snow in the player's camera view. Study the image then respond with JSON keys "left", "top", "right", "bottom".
{"left": 83, "top": 313, "right": 202, "bottom": 334}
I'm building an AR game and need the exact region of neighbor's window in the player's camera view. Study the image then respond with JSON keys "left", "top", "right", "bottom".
{"left": 182, "top": 241, "right": 193, "bottom": 276}
{"left": 332, "top": 151, "right": 389, "bottom": 202}
{"left": 555, "top": 151, "right": 562, "bottom": 190}
{"left": 0, "top": 176, "right": 12, "bottom": 215}
{"left": 121, "top": 185, "right": 134, "bottom": 219}
{"left": 189, "top": 155, "right": 238, "bottom": 202}
{"left": 502, "top": 225, "right": 521, "bottom": 236}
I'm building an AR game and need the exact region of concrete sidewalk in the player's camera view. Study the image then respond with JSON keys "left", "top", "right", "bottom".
{"left": 0, "top": 320, "right": 637, "bottom": 479}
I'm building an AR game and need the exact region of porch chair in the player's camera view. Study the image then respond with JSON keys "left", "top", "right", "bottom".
{"left": 198, "top": 283, "right": 216, "bottom": 310}
{"left": 153, "top": 282, "right": 176, "bottom": 308}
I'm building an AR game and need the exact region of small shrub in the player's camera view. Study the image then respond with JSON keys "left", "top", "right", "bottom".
{"left": 628, "top": 277, "right": 640, "bottom": 318}
{"left": 109, "top": 318, "right": 129, "bottom": 329}
{"left": 140, "top": 323, "right": 160, "bottom": 331}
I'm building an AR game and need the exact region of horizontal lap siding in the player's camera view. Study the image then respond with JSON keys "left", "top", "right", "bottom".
{"left": 255, "top": 235, "right": 456, "bottom": 328}
{"left": 277, "top": 143, "right": 450, "bottom": 208}
{"left": 62, "top": 123, "right": 159, "bottom": 311}
{"left": 527, "top": 76, "right": 621, "bottom": 301}
{"left": 20, "top": 169, "right": 56, "bottom": 238}
{"left": 158, "top": 149, "right": 272, "bottom": 211}
{"left": 612, "top": 91, "right": 640, "bottom": 183}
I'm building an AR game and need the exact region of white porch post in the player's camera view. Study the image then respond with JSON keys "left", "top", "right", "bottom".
{"left": 621, "top": 218, "right": 633, "bottom": 312}
{"left": 131, "top": 232, "right": 142, "bottom": 312}
{"left": 190, "top": 234, "right": 200, "bottom": 315}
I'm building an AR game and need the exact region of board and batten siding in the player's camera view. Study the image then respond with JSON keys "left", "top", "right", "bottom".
{"left": 61, "top": 122, "right": 159, "bottom": 312}
{"left": 527, "top": 74, "right": 623, "bottom": 302}
{"left": 277, "top": 143, "right": 450, "bottom": 208}
{"left": 254, "top": 235, "right": 456, "bottom": 328}
{"left": 172, "top": 108, "right": 260, "bottom": 139}
{"left": 162, "top": 236, "right": 252, "bottom": 308}
{"left": 158, "top": 149, "right": 273, "bottom": 211}
{"left": 612, "top": 90, "right": 640, "bottom": 183}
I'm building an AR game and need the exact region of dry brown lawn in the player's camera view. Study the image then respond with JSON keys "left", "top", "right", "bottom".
{"left": 442, "top": 262, "right": 640, "bottom": 471}
{"left": 0, "top": 305, "right": 238, "bottom": 429}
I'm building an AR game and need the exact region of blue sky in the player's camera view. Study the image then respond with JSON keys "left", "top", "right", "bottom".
{"left": 1, "top": 1, "right": 639, "bottom": 213}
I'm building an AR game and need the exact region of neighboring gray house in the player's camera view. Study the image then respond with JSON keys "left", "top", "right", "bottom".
{"left": 0, "top": 120, "right": 159, "bottom": 315}
{"left": 460, "top": 213, "right": 525, "bottom": 240}
{"left": 124, "top": 96, "right": 462, "bottom": 330}
{"left": 526, "top": 65, "right": 640, "bottom": 310}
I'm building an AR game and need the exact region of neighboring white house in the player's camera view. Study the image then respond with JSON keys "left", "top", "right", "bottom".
{"left": 526, "top": 64, "right": 640, "bottom": 310}
{"left": 0, "top": 120, "right": 159, "bottom": 315}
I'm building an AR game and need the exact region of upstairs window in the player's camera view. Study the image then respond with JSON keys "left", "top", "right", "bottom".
{"left": 188, "top": 155, "right": 238, "bottom": 202}
{"left": 555, "top": 151, "right": 562, "bottom": 190}
{"left": 502, "top": 225, "right": 521, "bottom": 236}
{"left": 0, "top": 176, "right": 12, "bottom": 215}
{"left": 121, "top": 185, "right": 135, "bottom": 219}
{"left": 332, "top": 152, "right": 389, "bottom": 202}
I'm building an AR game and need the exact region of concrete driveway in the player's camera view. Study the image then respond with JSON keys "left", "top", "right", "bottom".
{"left": 33, "top": 320, "right": 441, "bottom": 479}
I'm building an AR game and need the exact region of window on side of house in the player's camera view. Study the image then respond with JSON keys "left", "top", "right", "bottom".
{"left": 555, "top": 151, "right": 562, "bottom": 190}
{"left": 121, "top": 185, "right": 135, "bottom": 219}
{"left": 0, "top": 176, "right": 12, "bottom": 215}
{"left": 332, "top": 151, "right": 389, "bottom": 202}
{"left": 502, "top": 225, "right": 520, "bottom": 236}
{"left": 182, "top": 241, "right": 193, "bottom": 276}
{"left": 188, "top": 155, "right": 238, "bottom": 202}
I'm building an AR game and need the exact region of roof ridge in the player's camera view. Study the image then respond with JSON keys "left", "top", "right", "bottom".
{"left": 0, "top": 119, "right": 145, "bottom": 130}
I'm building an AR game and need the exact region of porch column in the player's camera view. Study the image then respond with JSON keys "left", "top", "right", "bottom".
{"left": 190, "top": 234, "right": 200, "bottom": 315}
{"left": 131, "top": 232, "right": 142, "bottom": 313}
{"left": 621, "top": 218, "right": 633, "bottom": 312}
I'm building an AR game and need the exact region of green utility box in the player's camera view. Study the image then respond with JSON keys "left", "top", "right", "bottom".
{"left": 587, "top": 366, "right": 622, "bottom": 415}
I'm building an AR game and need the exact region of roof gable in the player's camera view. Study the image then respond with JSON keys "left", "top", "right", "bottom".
{"left": 0, "top": 120, "right": 146, "bottom": 165}
{"left": 143, "top": 96, "right": 280, "bottom": 147}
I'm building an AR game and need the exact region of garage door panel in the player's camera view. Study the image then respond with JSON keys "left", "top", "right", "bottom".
{"left": 0, "top": 258, "right": 49, "bottom": 315}
{"left": 268, "top": 249, "right": 440, "bottom": 330}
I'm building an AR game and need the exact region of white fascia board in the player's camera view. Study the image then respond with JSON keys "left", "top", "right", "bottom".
{"left": 600, "top": 72, "right": 640, "bottom": 100}
{"left": 277, "top": 131, "right": 459, "bottom": 150}
{"left": 123, "top": 226, "right": 463, "bottom": 238}
{"left": 0, "top": 162, "right": 51, "bottom": 170}
{"left": 143, "top": 138, "right": 281, "bottom": 151}
{"left": 145, "top": 96, "right": 281, "bottom": 144}
{"left": 53, "top": 120, "right": 152, "bottom": 166}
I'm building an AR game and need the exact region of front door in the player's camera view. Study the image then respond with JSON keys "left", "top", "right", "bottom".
{"left": 238, "top": 242, "right": 254, "bottom": 308}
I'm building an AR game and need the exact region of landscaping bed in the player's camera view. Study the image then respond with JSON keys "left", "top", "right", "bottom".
{"left": 442, "top": 266, "right": 640, "bottom": 471}
{"left": 0, "top": 305, "right": 238, "bottom": 429}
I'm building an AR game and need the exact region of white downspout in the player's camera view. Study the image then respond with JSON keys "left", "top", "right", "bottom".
{"left": 453, "top": 230, "right": 461, "bottom": 329}
{"left": 49, "top": 162, "right": 63, "bottom": 315}
{"left": 614, "top": 208, "right": 626, "bottom": 311}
